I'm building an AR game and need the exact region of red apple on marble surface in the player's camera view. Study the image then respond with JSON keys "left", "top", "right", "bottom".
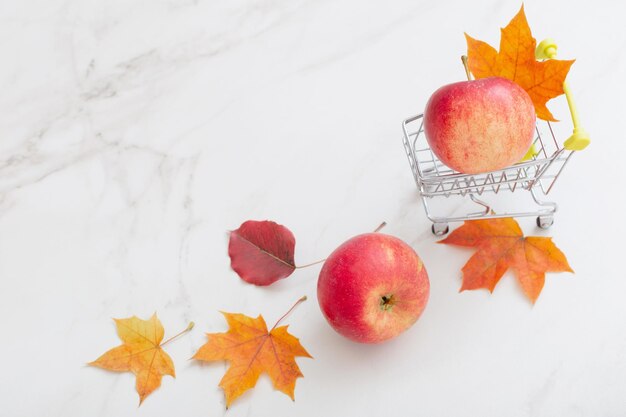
{"left": 423, "top": 76, "right": 535, "bottom": 174}
{"left": 317, "top": 233, "right": 429, "bottom": 344}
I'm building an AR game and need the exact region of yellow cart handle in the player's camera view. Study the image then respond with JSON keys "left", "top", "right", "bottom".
{"left": 536, "top": 38, "right": 590, "bottom": 151}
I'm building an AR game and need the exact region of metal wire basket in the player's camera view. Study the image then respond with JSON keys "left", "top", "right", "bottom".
{"left": 402, "top": 40, "right": 589, "bottom": 236}
{"left": 402, "top": 114, "right": 575, "bottom": 235}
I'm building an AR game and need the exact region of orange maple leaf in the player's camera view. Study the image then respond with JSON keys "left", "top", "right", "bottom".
{"left": 465, "top": 5, "right": 575, "bottom": 121}
{"left": 193, "top": 297, "right": 312, "bottom": 408}
{"left": 439, "top": 218, "right": 573, "bottom": 303}
{"left": 89, "top": 314, "right": 193, "bottom": 404}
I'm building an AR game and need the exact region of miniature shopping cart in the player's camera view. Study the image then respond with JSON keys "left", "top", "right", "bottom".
{"left": 402, "top": 40, "right": 590, "bottom": 236}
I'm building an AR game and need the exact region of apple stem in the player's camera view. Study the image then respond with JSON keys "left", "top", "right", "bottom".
{"left": 271, "top": 296, "right": 307, "bottom": 331}
{"left": 161, "top": 322, "right": 195, "bottom": 346}
{"left": 373, "top": 221, "right": 387, "bottom": 233}
{"left": 461, "top": 55, "right": 473, "bottom": 81}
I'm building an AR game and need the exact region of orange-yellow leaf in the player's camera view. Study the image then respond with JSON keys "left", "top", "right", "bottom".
{"left": 465, "top": 5, "right": 575, "bottom": 121}
{"left": 193, "top": 311, "right": 312, "bottom": 408}
{"left": 89, "top": 314, "right": 177, "bottom": 404}
{"left": 464, "top": 34, "right": 500, "bottom": 78}
{"left": 439, "top": 217, "right": 573, "bottom": 303}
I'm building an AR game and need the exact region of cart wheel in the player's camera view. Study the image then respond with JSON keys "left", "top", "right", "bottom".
{"left": 431, "top": 223, "right": 449, "bottom": 236}
{"left": 536, "top": 216, "right": 554, "bottom": 229}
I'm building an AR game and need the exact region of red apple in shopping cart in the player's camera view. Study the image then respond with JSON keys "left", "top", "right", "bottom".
{"left": 423, "top": 76, "right": 535, "bottom": 174}
{"left": 317, "top": 233, "right": 429, "bottom": 343}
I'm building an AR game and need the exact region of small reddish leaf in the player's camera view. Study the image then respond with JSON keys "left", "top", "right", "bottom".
{"left": 228, "top": 220, "right": 296, "bottom": 286}
{"left": 439, "top": 217, "right": 573, "bottom": 303}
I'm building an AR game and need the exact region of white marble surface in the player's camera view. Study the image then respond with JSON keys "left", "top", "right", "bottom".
{"left": 1, "top": 0, "right": 625, "bottom": 416}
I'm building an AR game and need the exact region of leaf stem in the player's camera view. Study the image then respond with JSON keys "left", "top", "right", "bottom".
{"left": 461, "top": 55, "right": 473, "bottom": 81}
{"left": 271, "top": 296, "right": 307, "bottom": 331}
{"left": 161, "top": 322, "right": 195, "bottom": 346}
{"left": 295, "top": 259, "right": 326, "bottom": 269}
{"left": 295, "top": 222, "right": 386, "bottom": 269}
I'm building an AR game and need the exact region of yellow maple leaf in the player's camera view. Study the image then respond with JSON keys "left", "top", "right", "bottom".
{"left": 193, "top": 297, "right": 312, "bottom": 408}
{"left": 465, "top": 5, "right": 575, "bottom": 121}
{"left": 89, "top": 314, "right": 192, "bottom": 404}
